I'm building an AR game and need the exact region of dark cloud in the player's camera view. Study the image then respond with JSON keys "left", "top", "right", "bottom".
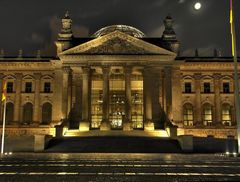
{"left": 0, "top": 0, "right": 239, "bottom": 56}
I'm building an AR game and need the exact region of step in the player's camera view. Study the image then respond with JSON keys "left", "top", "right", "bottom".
{"left": 63, "top": 129, "right": 169, "bottom": 138}
{"left": 46, "top": 136, "right": 181, "bottom": 153}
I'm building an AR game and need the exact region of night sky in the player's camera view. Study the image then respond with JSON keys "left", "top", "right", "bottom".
{"left": 0, "top": 0, "right": 240, "bottom": 57}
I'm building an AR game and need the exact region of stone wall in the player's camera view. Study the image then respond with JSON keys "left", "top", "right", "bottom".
{"left": 178, "top": 127, "right": 237, "bottom": 139}
{"left": 0, "top": 127, "right": 55, "bottom": 137}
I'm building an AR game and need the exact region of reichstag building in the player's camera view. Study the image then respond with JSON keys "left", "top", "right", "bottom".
{"left": 0, "top": 12, "right": 237, "bottom": 138}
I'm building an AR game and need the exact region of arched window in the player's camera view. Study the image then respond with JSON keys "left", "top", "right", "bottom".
{"left": 203, "top": 104, "right": 212, "bottom": 126}
{"left": 222, "top": 104, "right": 232, "bottom": 126}
{"left": 6, "top": 102, "right": 14, "bottom": 124}
{"left": 183, "top": 104, "right": 193, "bottom": 126}
{"left": 41, "top": 103, "right": 52, "bottom": 124}
{"left": 23, "top": 102, "right": 33, "bottom": 124}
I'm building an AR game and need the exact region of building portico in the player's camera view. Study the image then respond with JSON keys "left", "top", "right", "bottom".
{"left": 59, "top": 61, "right": 176, "bottom": 132}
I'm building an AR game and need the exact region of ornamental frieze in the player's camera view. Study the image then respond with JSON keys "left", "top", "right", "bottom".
{"left": 74, "top": 37, "right": 153, "bottom": 55}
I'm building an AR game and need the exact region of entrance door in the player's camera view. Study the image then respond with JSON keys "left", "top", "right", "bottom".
{"left": 109, "top": 69, "right": 125, "bottom": 129}
{"left": 109, "top": 91, "right": 125, "bottom": 129}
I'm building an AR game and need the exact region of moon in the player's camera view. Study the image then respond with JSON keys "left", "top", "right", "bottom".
{"left": 194, "top": 2, "right": 202, "bottom": 10}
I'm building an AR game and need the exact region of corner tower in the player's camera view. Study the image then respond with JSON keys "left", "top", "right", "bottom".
{"left": 55, "top": 11, "right": 73, "bottom": 55}
{"left": 161, "top": 15, "right": 180, "bottom": 54}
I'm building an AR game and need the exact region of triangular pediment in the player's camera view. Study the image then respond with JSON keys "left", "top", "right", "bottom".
{"left": 60, "top": 31, "right": 176, "bottom": 56}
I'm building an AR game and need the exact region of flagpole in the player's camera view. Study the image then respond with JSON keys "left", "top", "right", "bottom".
{"left": 1, "top": 97, "right": 6, "bottom": 154}
{"left": 230, "top": 0, "right": 240, "bottom": 154}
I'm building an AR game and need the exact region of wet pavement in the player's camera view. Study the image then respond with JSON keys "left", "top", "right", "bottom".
{"left": 0, "top": 153, "right": 239, "bottom": 181}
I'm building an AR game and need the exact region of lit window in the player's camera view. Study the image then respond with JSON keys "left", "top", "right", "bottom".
{"left": 91, "top": 73, "right": 103, "bottom": 129}
{"left": 203, "top": 105, "right": 212, "bottom": 126}
{"left": 222, "top": 104, "right": 232, "bottom": 126}
{"left": 223, "top": 83, "right": 230, "bottom": 93}
{"left": 25, "top": 82, "right": 32, "bottom": 93}
{"left": 7, "top": 82, "right": 13, "bottom": 93}
{"left": 184, "top": 82, "right": 192, "bottom": 93}
{"left": 44, "top": 82, "right": 51, "bottom": 93}
{"left": 132, "top": 91, "right": 143, "bottom": 129}
{"left": 203, "top": 82, "right": 211, "bottom": 93}
{"left": 183, "top": 104, "right": 193, "bottom": 126}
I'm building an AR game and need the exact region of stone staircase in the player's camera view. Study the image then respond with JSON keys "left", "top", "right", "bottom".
{"left": 45, "top": 129, "right": 183, "bottom": 153}
{"left": 46, "top": 136, "right": 181, "bottom": 153}
{"left": 63, "top": 129, "right": 169, "bottom": 138}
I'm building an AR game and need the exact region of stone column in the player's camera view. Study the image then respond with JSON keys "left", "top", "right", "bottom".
{"left": 151, "top": 71, "right": 162, "bottom": 127}
{"left": 194, "top": 73, "right": 202, "bottom": 126}
{"left": 80, "top": 67, "right": 90, "bottom": 131}
{"left": 213, "top": 73, "right": 221, "bottom": 126}
{"left": 143, "top": 67, "right": 154, "bottom": 131}
{"left": 100, "top": 66, "right": 110, "bottom": 130}
{"left": 0, "top": 74, "right": 3, "bottom": 123}
{"left": 62, "top": 66, "right": 71, "bottom": 121}
{"left": 52, "top": 68, "right": 63, "bottom": 126}
{"left": 14, "top": 73, "right": 22, "bottom": 124}
{"left": 158, "top": 71, "right": 164, "bottom": 109}
{"left": 158, "top": 70, "right": 166, "bottom": 128}
{"left": 68, "top": 69, "right": 73, "bottom": 118}
{"left": 73, "top": 71, "right": 82, "bottom": 128}
{"left": 124, "top": 66, "right": 132, "bottom": 131}
{"left": 171, "top": 67, "right": 183, "bottom": 126}
{"left": 164, "top": 67, "right": 173, "bottom": 122}
{"left": 33, "top": 73, "right": 41, "bottom": 125}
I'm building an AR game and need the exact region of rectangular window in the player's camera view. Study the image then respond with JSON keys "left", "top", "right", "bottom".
{"left": 25, "top": 82, "right": 32, "bottom": 93}
{"left": 223, "top": 82, "right": 230, "bottom": 93}
{"left": 184, "top": 82, "right": 192, "bottom": 93}
{"left": 7, "top": 82, "right": 13, "bottom": 93}
{"left": 44, "top": 82, "right": 51, "bottom": 93}
{"left": 203, "top": 82, "right": 211, "bottom": 93}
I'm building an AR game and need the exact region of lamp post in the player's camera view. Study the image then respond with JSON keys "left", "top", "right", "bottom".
{"left": 230, "top": 0, "right": 240, "bottom": 153}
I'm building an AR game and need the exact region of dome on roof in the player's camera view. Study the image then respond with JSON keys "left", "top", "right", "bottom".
{"left": 92, "top": 25, "right": 145, "bottom": 38}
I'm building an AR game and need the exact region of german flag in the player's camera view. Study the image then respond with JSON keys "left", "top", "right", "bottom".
{"left": 2, "top": 80, "right": 7, "bottom": 101}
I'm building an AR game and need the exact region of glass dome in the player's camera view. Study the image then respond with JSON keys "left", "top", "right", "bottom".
{"left": 92, "top": 25, "right": 145, "bottom": 38}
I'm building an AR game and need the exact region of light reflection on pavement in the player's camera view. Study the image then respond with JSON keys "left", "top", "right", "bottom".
{"left": 0, "top": 153, "right": 239, "bottom": 182}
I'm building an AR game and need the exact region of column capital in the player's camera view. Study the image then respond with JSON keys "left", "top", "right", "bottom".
{"left": 213, "top": 73, "right": 221, "bottom": 80}
{"left": 62, "top": 66, "right": 72, "bottom": 74}
{"left": 163, "top": 66, "right": 173, "bottom": 76}
{"left": 102, "top": 66, "right": 110, "bottom": 75}
{"left": 164, "top": 66, "right": 172, "bottom": 71}
{"left": 81, "top": 66, "right": 90, "bottom": 74}
{"left": 15, "top": 73, "right": 23, "bottom": 79}
{"left": 33, "top": 73, "right": 41, "bottom": 80}
{"left": 143, "top": 67, "right": 154, "bottom": 77}
{"left": 124, "top": 66, "right": 132, "bottom": 76}
{"left": 193, "top": 73, "right": 202, "bottom": 80}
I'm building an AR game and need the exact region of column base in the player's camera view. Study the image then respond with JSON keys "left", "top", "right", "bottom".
{"left": 166, "top": 125, "right": 178, "bottom": 139}
{"left": 100, "top": 121, "right": 111, "bottom": 131}
{"left": 79, "top": 121, "right": 90, "bottom": 131}
{"left": 55, "top": 125, "right": 64, "bottom": 138}
{"left": 144, "top": 121, "right": 155, "bottom": 131}
{"left": 123, "top": 122, "right": 133, "bottom": 131}
{"left": 30, "top": 121, "right": 40, "bottom": 127}
{"left": 10, "top": 121, "right": 21, "bottom": 126}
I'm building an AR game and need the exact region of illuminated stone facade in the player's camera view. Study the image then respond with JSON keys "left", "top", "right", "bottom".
{"left": 0, "top": 13, "right": 238, "bottom": 138}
